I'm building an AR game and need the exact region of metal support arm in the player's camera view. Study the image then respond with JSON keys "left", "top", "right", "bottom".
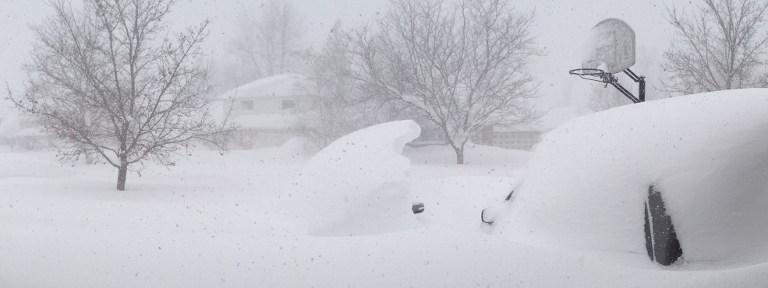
{"left": 624, "top": 68, "right": 646, "bottom": 102}
{"left": 611, "top": 68, "right": 646, "bottom": 103}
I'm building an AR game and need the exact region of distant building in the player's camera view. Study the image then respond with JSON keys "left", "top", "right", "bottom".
{"left": 475, "top": 106, "right": 592, "bottom": 150}
{"left": 218, "top": 74, "right": 317, "bottom": 149}
{"left": 0, "top": 112, "right": 52, "bottom": 150}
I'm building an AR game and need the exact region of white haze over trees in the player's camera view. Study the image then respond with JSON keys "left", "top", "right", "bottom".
{"left": 0, "top": 0, "right": 679, "bottom": 115}
{"left": 9, "top": 0, "right": 226, "bottom": 190}
{"left": 229, "top": 0, "right": 305, "bottom": 81}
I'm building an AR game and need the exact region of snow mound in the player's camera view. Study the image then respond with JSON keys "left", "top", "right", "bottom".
{"left": 275, "top": 137, "right": 313, "bottom": 160}
{"left": 289, "top": 120, "right": 422, "bottom": 235}
{"left": 0, "top": 153, "right": 69, "bottom": 178}
{"left": 496, "top": 89, "right": 768, "bottom": 267}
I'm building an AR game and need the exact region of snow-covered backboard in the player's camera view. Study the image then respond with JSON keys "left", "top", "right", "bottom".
{"left": 582, "top": 18, "right": 636, "bottom": 74}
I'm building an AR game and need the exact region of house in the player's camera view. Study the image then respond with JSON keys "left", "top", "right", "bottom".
{"left": 0, "top": 111, "right": 52, "bottom": 150}
{"left": 218, "top": 74, "right": 317, "bottom": 148}
{"left": 475, "top": 106, "right": 593, "bottom": 150}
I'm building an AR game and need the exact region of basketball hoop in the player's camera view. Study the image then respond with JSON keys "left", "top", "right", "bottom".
{"left": 569, "top": 68, "right": 614, "bottom": 84}
{"left": 569, "top": 18, "right": 646, "bottom": 103}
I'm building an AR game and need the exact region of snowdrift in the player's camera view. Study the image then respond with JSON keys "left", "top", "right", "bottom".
{"left": 495, "top": 89, "right": 768, "bottom": 267}
{"left": 289, "top": 120, "right": 422, "bottom": 235}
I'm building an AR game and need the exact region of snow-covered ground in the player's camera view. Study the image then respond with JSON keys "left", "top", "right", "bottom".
{"left": 0, "top": 131, "right": 529, "bottom": 287}
{"left": 3, "top": 95, "right": 768, "bottom": 287}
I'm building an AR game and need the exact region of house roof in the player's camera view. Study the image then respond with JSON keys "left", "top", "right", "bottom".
{"left": 220, "top": 73, "right": 314, "bottom": 100}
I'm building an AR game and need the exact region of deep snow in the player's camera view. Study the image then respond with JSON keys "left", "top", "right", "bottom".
{"left": 2, "top": 108, "right": 768, "bottom": 287}
{"left": 0, "top": 140, "right": 532, "bottom": 287}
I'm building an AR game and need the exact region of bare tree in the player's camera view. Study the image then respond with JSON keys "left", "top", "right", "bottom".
{"left": 303, "top": 21, "right": 396, "bottom": 147}
{"left": 664, "top": 0, "right": 768, "bottom": 94}
{"left": 350, "top": 0, "right": 538, "bottom": 164}
{"left": 302, "top": 22, "right": 361, "bottom": 146}
{"left": 230, "top": 0, "right": 303, "bottom": 79}
{"left": 10, "top": 0, "right": 224, "bottom": 191}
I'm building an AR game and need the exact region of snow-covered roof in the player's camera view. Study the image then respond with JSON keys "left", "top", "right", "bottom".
{"left": 220, "top": 74, "right": 314, "bottom": 100}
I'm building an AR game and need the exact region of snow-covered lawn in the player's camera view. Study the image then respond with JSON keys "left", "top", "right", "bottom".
{"left": 3, "top": 95, "right": 768, "bottom": 287}
{"left": 0, "top": 151, "right": 760, "bottom": 288}
{"left": 0, "top": 142, "right": 528, "bottom": 287}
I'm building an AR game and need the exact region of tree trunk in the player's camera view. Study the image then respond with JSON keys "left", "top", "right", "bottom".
{"left": 116, "top": 161, "right": 128, "bottom": 191}
{"left": 453, "top": 145, "right": 465, "bottom": 165}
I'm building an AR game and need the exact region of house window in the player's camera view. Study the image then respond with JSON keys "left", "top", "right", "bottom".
{"left": 239, "top": 100, "right": 254, "bottom": 111}
{"left": 281, "top": 100, "right": 296, "bottom": 110}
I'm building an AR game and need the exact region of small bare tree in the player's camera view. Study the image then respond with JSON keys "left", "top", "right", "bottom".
{"left": 11, "top": 0, "right": 224, "bottom": 191}
{"left": 230, "top": 0, "right": 303, "bottom": 79}
{"left": 664, "top": 0, "right": 768, "bottom": 94}
{"left": 302, "top": 21, "right": 389, "bottom": 146}
{"left": 351, "top": 0, "right": 538, "bottom": 164}
{"left": 303, "top": 22, "right": 360, "bottom": 146}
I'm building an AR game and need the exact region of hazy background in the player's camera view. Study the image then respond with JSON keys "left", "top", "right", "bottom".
{"left": 0, "top": 0, "right": 681, "bottom": 114}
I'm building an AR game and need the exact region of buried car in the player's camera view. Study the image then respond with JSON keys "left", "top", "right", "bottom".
{"left": 286, "top": 120, "right": 424, "bottom": 236}
{"left": 482, "top": 89, "right": 768, "bottom": 268}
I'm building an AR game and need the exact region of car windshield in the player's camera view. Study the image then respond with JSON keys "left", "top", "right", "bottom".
{"left": 2, "top": 0, "right": 768, "bottom": 287}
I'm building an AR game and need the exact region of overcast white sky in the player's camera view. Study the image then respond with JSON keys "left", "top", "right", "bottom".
{"left": 0, "top": 0, "right": 685, "bottom": 113}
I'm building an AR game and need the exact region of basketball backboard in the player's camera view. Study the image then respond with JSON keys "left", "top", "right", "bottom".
{"left": 582, "top": 18, "right": 636, "bottom": 74}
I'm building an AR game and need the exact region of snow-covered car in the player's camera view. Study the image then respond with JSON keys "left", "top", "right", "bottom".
{"left": 285, "top": 120, "right": 423, "bottom": 235}
{"left": 482, "top": 89, "right": 768, "bottom": 268}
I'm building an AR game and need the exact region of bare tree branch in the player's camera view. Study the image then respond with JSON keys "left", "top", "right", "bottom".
{"left": 663, "top": 0, "right": 768, "bottom": 94}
